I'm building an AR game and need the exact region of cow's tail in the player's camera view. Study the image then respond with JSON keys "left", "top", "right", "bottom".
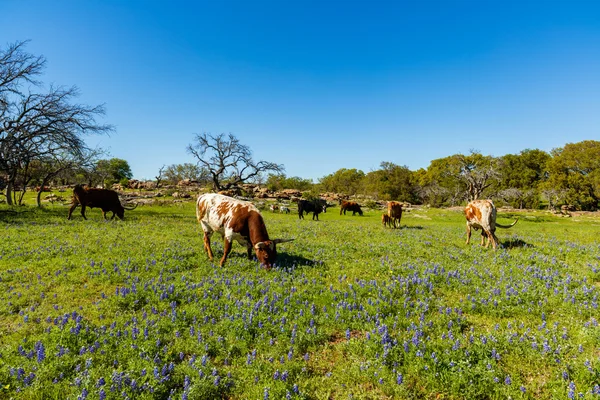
{"left": 496, "top": 218, "right": 518, "bottom": 229}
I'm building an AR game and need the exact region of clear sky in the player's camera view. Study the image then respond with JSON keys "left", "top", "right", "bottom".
{"left": 2, "top": 0, "right": 599, "bottom": 181}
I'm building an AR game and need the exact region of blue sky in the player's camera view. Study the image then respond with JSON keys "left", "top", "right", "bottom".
{"left": 2, "top": 0, "right": 599, "bottom": 181}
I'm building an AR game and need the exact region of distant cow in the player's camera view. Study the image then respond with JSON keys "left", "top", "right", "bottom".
{"left": 298, "top": 199, "right": 327, "bottom": 220}
{"left": 67, "top": 185, "right": 137, "bottom": 220}
{"left": 381, "top": 213, "right": 393, "bottom": 228}
{"left": 196, "top": 193, "right": 293, "bottom": 268}
{"left": 340, "top": 200, "right": 363, "bottom": 216}
{"left": 279, "top": 206, "right": 290, "bottom": 214}
{"left": 464, "top": 199, "right": 518, "bottom": 249}
{"left": 269, "top": 204, "right": 279, "bottom": 213}
{"left": 387, "top": 201, "right": 403, "bottom": 228}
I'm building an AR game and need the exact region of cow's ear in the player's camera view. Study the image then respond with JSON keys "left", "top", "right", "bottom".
{"left": 273, "top": 238, "right": 294, "bottom": 244}
{"left": 255, "top": 242, "right": 267, "bottom": 250}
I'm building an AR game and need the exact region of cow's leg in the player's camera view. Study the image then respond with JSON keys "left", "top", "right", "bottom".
{"left": 220, "top": 238, "right": 232, "bottom": 267}
{"left": 481, "top": 230, "right": 489, "bottom": 247}
{"left": 110, "top": 211, "right": 116, "bottom": 220}
{"left": 202, "top": 231, "right": 214, "bottom": 260}
{"left": 247, "top": 244, "right": 253, "bottom": 260}
{"left": 490, "top": 233, "right": 499, "bottom": 250}
{"left": 80, "top": 205, "right": 87, "bottom": 220}
{"left": 465, "top": 223, "right": 471, "bottom": 245}
{"left": 68, "top": 203, "right": 78, "bottom": 220}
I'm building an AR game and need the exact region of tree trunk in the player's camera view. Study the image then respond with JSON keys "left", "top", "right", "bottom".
{"left": 5, "top": 181, "right": 13, "bottom": 206}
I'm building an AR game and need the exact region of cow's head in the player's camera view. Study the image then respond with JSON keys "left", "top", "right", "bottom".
{"left": 254, "top": 238, "right": 294, "bottom": 269}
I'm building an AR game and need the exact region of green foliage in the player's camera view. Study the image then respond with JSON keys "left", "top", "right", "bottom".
{"left": 318, "top": 168, "right": 365, "bottom": 195}
{"left": 96, "top": 158, "right": 133, "bottom": 187}
{"left": 163, "top": 163, "right": 207, "bottom": 185}
{"left": 266, "top": 174, "right": 314, "bottom": 192}
{"left": 543, "top": 140, "right": 600, "bottom": 210}
{"left": 363, "top": 162, "right": 418, "bottom": 202}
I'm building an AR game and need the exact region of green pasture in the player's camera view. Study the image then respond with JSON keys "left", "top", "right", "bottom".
{"left": 0, "top": 196, "right": 599, "bottom": 399}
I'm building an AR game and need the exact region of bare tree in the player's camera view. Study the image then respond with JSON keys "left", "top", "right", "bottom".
{"left": 187, "top": 133, "right": 284, "bottom": 191}
{"left": 1, "top": 85, "right": 112, "bottom": 203}
{"left": 155, "top": 164, "right": 166, "bottom": 188}
{"left": 456, "top": 151, "right": 501, "bottom": 201}
{"left": 0, "top": 40, "right": 45, "bottom": 102}
{"left": 1, "top": 41, "right": 113, "bottom": 205}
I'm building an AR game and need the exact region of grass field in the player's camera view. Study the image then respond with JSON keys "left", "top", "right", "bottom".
{"left": 1, "top": 195, "right": 599, "bottom": 399}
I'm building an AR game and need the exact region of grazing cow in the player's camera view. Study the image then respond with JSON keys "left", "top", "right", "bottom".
{"left": 269, "top": 204, "right": 279, "bottom": 213}
{"left": 67, "top": 185, "right": 137, "bottom": 220}
{"left": 387, "top": 201, "right": 403, "bottom": 228}
{"left": 381, "top": 213, "right": 393, "bottom": 228}
{"left": 464, "top": 199, "right": 518, "bottom": 249}
{"left": 298, "top": 199, "right": 327, "bottom": 220}
{"left": 279, "top": 206, "right": 290, "bottom": 214}
{"left": 339, "top": 200, "right": 363, "bottom": 216}
{"left": 196, "top": 193, "right": 293, "bottom": 268}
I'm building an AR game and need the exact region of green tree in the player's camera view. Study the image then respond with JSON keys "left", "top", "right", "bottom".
{"left": 266, "top": 174, "right": 313, "bottom": 191}
{"left": 363, "top": 162, "right": 418, "bottom": 202}
{"left": 420, "top": 156, "right": 465, "bottom": 206}
{"left": 318, "top": 168, "right": 365, "bottom": 195}
{"left": 96, "top": 158, "right": 133, "bottom": 187}
{"left": 497, "top": 149, "right": 550, "bottom": 208}
{"left": 163, "top": 163, "right": 207, "bottom": 185}
{"left": 542, "top": 140, "right": 600, "bottom": 210}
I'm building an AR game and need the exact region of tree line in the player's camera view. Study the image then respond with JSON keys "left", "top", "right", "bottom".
{"left": 313, "top": 142, "right": 600, "bottom": 211}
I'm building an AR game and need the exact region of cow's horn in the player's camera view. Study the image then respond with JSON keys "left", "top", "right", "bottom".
{"left": 255, "top": 242, "right": 267, "bottom": 250}
{"left": 273, "top": 238, "right": 294, "bottom": 244}
{"left": 123, "top": 203, "right": 138, "bottom": 210}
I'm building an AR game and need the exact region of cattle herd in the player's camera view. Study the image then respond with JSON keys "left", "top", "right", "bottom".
{"left": 66, "top": 186, "right": 519, "bottom": 268}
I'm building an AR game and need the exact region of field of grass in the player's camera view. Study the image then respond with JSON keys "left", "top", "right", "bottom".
{"left": 1, "top": 195, "right": 599, "bottom": 399}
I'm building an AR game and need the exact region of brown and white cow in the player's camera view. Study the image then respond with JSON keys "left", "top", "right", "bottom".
{"left": 387, "top": 201, "right": 403, "bottom": 228}
{"left": 339, "top": 200, "right": 363, "bottom": 216}
{"left": 464, "top": 199, "right": 518, "bottom": 249}
{"left": 196, "top": 193, "right": 293, "bottom": 268}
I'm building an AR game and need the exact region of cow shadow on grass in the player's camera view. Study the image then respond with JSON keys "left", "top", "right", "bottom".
{"left": 501, "top": 238, "right": 532, "bottom": 249}
{"left": 385, "top": 225, "right": 424, "bottom": 230}
{"left": 275, "top": 252, "right": 322, "bottom": 270}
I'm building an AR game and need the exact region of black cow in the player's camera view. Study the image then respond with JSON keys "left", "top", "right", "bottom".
{"left": 68, "top": 185, "right": 137, "bottom": 220}
{"left": 298, "top": 199, "right": 327, "bottom": 220}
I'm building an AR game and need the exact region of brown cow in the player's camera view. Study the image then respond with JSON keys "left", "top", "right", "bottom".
{"left": 340, "top": 200, "right": 363, "bottom": 216}
{"left": 464, "top": 199, "right": 518, "bottom": 249}
{"left": 387, "top": 201, "right": 403, "bottom": 228}
{"left": 68, "top": 185, "right": 137, "bottom": 220}
{"left": 196, "top": 193, "right": 293, "bottom": 268}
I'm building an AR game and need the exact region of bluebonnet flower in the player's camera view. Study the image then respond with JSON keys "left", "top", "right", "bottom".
{"left": 35, "top": 341, "right": 45, "bottom": 363}
{"left": 505, "top": 375, "right": 511, "bottom": 385}
{"left": 396, "top": 373, "right": 403, "bottom": 384}
{"left": 568, "top": 381, "right": 575, "bottom": 399}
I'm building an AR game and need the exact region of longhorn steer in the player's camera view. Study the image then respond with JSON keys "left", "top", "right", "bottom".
{"left": 464, "top": 199, "right": 518, "bottom": 249}
{"left": 67, "top": 185, "right": 137, "bottom": 220}
{"left": 340, "top": 200, "right": 363, "bottom": 216}
{"left": 196, "top": 193, "right": 293, "bottom": 268}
